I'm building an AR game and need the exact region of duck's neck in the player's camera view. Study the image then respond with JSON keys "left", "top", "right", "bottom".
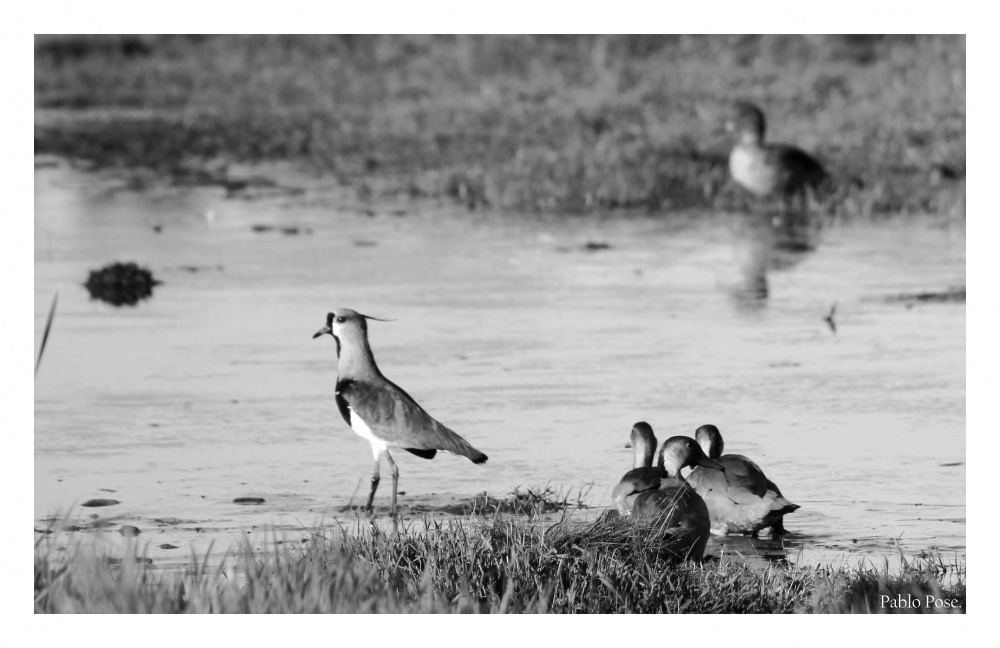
{"left": 657, "top": 456, "right": 685, "bottom": 481}
{"left": 739, "top": 130, "right": 764, "bottom": 146}
{"left": 633, "top": 439, "right": 655, "bottom": 469}
{"left": 700, "top": 437, "right": 723, "bottom": 459}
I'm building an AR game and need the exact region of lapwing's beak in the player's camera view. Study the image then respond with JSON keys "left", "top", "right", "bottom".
{"left": 312, "top": 325, "right": 332, "bottom": 339}
{"left": 698, "top": 457, "right": 726, "bottom": 473}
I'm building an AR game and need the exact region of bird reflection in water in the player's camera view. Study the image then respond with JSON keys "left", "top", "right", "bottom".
{"left": 728, "top": 210, "right": 818, "bottom": 314}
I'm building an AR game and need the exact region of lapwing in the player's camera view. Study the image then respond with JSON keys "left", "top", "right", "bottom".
{"left": 611, "top": 422, "right": 662, "bottom": 516}
{"left": 313, "top": 308, "right": 488, "bottom": 515}
{"left": 726, "top": 102, "right": 827, "bottom": 218}
{"left": 686, "top": 424, "right": 799, "bottom": 536}
{"left": 629, "top": 436, "right": 724, "bottom": 561}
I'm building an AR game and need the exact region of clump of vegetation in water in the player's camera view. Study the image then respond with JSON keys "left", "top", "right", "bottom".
{"left": 34, "top": 35, "right": 964, "bottom": 219}
{"left": 34, "top": 514, "right": 964, "bottom": 614}
{"left": 83, "top": 262, "right": 160, "bottom": 306}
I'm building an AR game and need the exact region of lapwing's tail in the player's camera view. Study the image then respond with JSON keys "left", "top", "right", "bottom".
{"left": 408, "top": 419, "right": 487, "bottom": 464}
{"left": 451, "top": 435, "right": 488, "bottom": 464}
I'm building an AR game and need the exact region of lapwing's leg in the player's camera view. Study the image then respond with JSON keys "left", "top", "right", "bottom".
{"left": 385, "top": 451, "right": 400, "bottom": 516}
{"left": 365, "top": 456, "right": 381, "bottom": 513}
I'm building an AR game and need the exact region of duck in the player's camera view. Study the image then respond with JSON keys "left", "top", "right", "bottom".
{"left": 611, "top": 422, "right": 661, "bottom": 516}
{"left": 726, "top": 102, "right": 827, "bottom": 217}
{"left": 629, "top": 435, "right": 725, "bottom": 561}
{"left": 685, "top": 424, "right": 799, "bottom": 536}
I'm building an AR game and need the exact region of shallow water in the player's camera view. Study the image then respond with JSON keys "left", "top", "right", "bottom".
{"left": 34, "top": 162, "right": 965, "bottom": 571}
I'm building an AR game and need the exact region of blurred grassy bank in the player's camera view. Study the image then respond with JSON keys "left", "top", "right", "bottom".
{"left": 34, "top": 35, "right": 965, "bottom": 216}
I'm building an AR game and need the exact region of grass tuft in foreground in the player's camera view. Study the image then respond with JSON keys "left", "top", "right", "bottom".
{"left": 35, "top": 513, "right": 964, "bottom": 613}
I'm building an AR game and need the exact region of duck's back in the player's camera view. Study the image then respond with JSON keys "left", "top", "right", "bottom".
{"left": 688, "top": 453, "right": 799, "bottom": 536}
{"left": 612, "top": 466, "right": 664, "bottom": 515}
{"left": 632, "top": 478, "right": 711, "bottom": 560}
{"left": 689, "top": 453, "right": 769, "bottom": 498}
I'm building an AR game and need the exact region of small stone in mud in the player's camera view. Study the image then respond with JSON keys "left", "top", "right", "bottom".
{"left": 234, "top": 497, "right": 265, "bottom": 505}
{"left": 583, "top": 241, "right": 612, "bottom": 251}
{"left": 84, "top": 262, "right": 160, "bottom": 307}
{"left": 34, "top": 528, "right": 53, "bottom": 535}
{"left": 251, "top": 224, "right": 275, "bottom": 233}
{"left": 119, "top": 525, "right": 141, "bottom": 537}
{"left": 179, "top": 264, "right": 224, "bottom": 273}
{"left": 886, "top": 286, "right": 966, "bottom": 304}
{"left": 152, "top": 225, "right": 163, "bottom": 233}
{"left": 64, "top": 525, "right": 83, "bottom": 532}
{"left": 159, "top": 543, "right": 179, "bottom": 550}
{"left": 280, "top": 226, "right": 312, "bottom": 235}
{"left": 82, "top": 498, "right": 120, "bottom": 507}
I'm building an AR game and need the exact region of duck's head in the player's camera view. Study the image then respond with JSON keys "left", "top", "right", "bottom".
{"left": 694, "top": 424, "right": 724, "bottom": 459}
{"left": 726, "top": 102, "right": 766, "bottom": 145}
{"left": 625, "top": 421, "right": 657, "bottom": 469}
{"left": 658, "top": 435, "right": 725, "bottom": 477}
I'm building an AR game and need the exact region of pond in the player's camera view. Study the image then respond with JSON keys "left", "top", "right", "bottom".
{"left": 34, "top": 161, "right": 965, "bottom": 572}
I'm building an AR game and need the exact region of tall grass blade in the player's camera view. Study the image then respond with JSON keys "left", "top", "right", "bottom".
{"left": 35, "top": 291, "right": 58, "bottom": 377}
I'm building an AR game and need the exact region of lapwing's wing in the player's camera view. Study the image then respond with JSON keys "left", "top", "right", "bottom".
{"left": 336, "top": 377, "right": 487, "bottom": 463}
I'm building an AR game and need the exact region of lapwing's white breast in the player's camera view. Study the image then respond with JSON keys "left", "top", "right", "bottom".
{"left": 347, "top": 407, "right": 389, "bottom": 459}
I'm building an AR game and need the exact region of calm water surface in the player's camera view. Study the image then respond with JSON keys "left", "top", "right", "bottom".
{"left": 34, "top": 163, "right": 965, "bottom": 571}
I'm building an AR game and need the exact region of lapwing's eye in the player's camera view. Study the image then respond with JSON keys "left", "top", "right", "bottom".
{"left": 336, "top": 316, "right": 346, "bottom": 324}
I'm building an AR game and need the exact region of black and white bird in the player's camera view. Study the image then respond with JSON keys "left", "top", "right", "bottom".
{"left": 313, "top": 308, "right": 488, "bottom": 515}
{"left": 726, "top": 102, "right": 828, "bottom": 217}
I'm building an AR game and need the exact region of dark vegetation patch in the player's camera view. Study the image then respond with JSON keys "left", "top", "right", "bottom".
{"left": 34, "top": 35, "right": 965, "bottom": 217}
{"left": 80, "top": 498, "right": 120, "bottom": 508}
{"left": 83, "top": 262, "right": 160, "bottom": 306}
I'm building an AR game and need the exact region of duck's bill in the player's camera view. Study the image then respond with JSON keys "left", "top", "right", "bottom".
{"left": 698, "top": 457, "right": 726, "bottom": 472}
{"left": 312, "top": 325, "right": 332, "bottom": 339}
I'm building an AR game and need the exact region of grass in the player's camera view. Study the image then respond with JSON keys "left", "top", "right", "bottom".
{"left": 35, "top": 510, "right": 965, "bottom": 614}
{"left": 34, "top": 35, "right": 965, "bottom": 218}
